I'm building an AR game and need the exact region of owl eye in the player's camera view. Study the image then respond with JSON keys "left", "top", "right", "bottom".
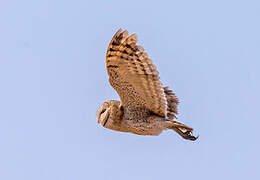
{"left": 100, "top": 109, "right": 106, "bottom": 115}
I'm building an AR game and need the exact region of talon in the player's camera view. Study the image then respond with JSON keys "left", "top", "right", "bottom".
{"left": 184, "top": 130, "right": 198, "bottom": 141}
{"left": 171, "top": 126, "right": 198, "bottom": 141}
{"left": 184, "top": 130, "right": 191, "bottom": 135}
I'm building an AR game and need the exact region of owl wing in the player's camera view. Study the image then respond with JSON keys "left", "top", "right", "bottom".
{"left": 106, "top": 29, "right": 168, "bottom": 117}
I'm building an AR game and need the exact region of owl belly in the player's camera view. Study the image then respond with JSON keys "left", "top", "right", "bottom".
{"left": 120, "top": 116, "right": 167, "bottom": 136}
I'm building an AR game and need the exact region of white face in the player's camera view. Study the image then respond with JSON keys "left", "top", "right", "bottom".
{"left": 96, "top": 102, "right": 110, "bottom": 127}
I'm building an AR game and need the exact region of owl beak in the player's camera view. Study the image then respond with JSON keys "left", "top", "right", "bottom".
{"left": 97, "top": 116, "right": 101, "bottom": 124}
{"left": 97, "top": 112, "right": 101, "bottom": 124}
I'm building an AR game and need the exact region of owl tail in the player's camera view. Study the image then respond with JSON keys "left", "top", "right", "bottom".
{"left": 169, "top": 121, "right": 198, "bottom": 141}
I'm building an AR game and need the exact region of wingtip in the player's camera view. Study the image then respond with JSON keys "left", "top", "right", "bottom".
{"left": 111, "top": 28, "right": 129, "bottom": 42}
{"left": 112, "top": 28, "right": 122, "bottom": 39}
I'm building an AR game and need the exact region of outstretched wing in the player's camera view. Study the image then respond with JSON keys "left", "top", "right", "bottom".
{"left": 106, "top": 29, "right": 168, "bottom": 117}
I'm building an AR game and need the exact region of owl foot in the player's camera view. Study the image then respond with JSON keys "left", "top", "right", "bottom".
{"left": 169, "top": 125, "right": 198, "bottom": 141}
{"left": 182, "top": 130, "right": 198, "bottom": 141}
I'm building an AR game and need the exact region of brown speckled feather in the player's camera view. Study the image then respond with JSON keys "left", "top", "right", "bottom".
{"left": 106, "top": 29, "right": 168, "bottom": 117}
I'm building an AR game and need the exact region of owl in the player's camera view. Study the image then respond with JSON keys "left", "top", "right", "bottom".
{"left": 96, "top": 29, "right": 197, "bottom": 141}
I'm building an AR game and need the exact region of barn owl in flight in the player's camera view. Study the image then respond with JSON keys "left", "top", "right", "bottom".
{"left": 96, "top": 29, "right": 197, "bottom": 141}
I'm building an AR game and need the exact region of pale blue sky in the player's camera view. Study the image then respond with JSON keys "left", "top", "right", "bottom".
{"left": 1, "top": 0, "right": 260, "bottom": 179}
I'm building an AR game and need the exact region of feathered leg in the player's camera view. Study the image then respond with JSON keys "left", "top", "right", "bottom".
{"left": 168, "top": 121, "right": 198, "bottom": 141}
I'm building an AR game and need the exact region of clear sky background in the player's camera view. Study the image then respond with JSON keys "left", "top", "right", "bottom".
{"left": 1, "top": 0, "right": 260, "bottom": 179}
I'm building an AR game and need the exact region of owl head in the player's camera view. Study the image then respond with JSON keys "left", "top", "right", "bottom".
{"left": 96, "top": 100, "right": 123, "bottom": 128}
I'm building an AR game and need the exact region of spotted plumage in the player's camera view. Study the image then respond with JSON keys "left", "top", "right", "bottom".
{"left": 97, "top": 29, "right": 197, "bottom": 140}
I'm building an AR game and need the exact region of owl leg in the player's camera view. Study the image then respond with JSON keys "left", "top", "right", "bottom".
{"left": 167, "top": 121, "right": 198, "bottom": 141}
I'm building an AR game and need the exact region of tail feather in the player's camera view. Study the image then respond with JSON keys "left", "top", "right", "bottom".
{"left": 163, "top": 86, "right": 179, "bottom": 120}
